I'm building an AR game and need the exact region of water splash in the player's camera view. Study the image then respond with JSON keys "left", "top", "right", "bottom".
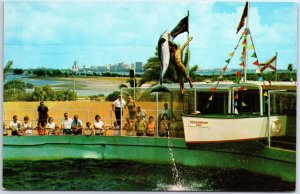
{"left": 167, "top": 131, "right": 181, "bottom": 186}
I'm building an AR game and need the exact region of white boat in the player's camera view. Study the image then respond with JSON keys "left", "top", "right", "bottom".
{"left": 182, "top": 83, "right": 287, "bottom": 144}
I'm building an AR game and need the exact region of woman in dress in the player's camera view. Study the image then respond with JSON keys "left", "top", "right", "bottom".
{"left": 126, "top": 96, "right": 136, "bottom": 120}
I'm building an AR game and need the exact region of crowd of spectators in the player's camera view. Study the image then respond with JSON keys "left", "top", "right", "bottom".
{"left": 3, "top": 99, "right": 181, "bottom": 137}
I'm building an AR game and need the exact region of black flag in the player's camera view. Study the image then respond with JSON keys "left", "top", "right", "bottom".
{"left": 170, "top": 15, "right": 189, "bottom": 40}
{"left": 236, "top": 2, "right": 248, "bottom": 34}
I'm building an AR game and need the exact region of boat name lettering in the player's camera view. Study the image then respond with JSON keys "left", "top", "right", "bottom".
{"left": 188, "top": 120, "right": 208, "bottom": 127}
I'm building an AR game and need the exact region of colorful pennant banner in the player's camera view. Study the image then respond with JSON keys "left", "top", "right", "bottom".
{"left": 251, "top": 52, "right": 257, "bottom": 58}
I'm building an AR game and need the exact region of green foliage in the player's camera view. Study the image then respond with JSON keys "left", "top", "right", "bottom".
{"left": 26, "top": 83, "right": 34, "bottom": 89}
{"left": 13, "top": 69, "right": 24, "bottom": 75}
{"left": 106, "top": 91, "right": 121, "bottom": 101}
{"left": 287, "top": 64, "right": 293, "bottom": 72}
{"left": 4, "top": 80, "right": 26, "bottom": 91}
{"left": 4, "top": 60, "right": 13, "bottom": 81}
{"left": 138, "top": 56, "right": 161, "bottom": 86}
{"left": 3, "top": 89, "right": 28, "bottom": 102}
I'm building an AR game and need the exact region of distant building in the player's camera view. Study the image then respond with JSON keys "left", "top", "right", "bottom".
{"left": 135, "top": 62, "right": 143, "bottom": 72}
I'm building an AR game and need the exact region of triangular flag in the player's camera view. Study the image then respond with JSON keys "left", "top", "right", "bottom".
{"left": 229, "top": 52, "right": 234, "bottom": 57}
{"left": 264, "top": 92, "right": 268, "bottom": 97}
{"left": 208, "top": 95, "right": 213, "bottom": 101}
{"left": 258, "top": 76, "right": 264, "bottom": 82}
{"left": 236, "top": 71, "right": 241, "bottom": 76}
{"left": 242, "top": 28, "right": 250, "bottom": 35}
{"left": 234, "top": 107, "right": 239, "bottom": 114}
{"left": 225, "top": 58, "right": 231, "bottom": 63}
{"left": 253, "top": 60, "right": 260, "bottom": 66}
{"left": 205, "top": 102, "right": 210, "bottom": 109}
{"left": 242, "top": 101, "right": 247, "bottom": 107}
{"left": 223, "top": 65, "right": 227, "bottom": 71}
{"left": 239, "top": 61, "right": 244, "bottom": 66}
{"left": 210, "top": 88, "right": 216, "bottom": 93}
{"left": 241, "top": 49, "right": 245, "bottom": 56}
{"left": 249, "top": 44, "right": 254, "bottom": 50}
{"left": 242, "top": 38, "right": 247, "bottom": 45}
{"left": 251, "top": 52, "right": 257, "bottom": 58}
{"left": 256, "top": 68, "right": 261, "bottom": 74}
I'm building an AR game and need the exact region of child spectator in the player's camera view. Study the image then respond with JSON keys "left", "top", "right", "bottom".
{"left": 124, "top": 118, "right": 134, "bottom": 136}
{"left": 22, "top": 116, "right": 33, "bottom": 136}
{"left": 146, "top": 116, "right": 156, "bottom": 137}
{"left": 113, "top": 121, "right": 120, "bottom": 136}
{"left": 36, "top": 122, "right": 46, "bottom": 136}
{"left": 135, "top": 115, "right": 146, "bottom": 136}
{"left": 3, "top": 123, "right": 8, "bottom": 136}
{"left": 94, "top": 115, "right": 105, "bottom": 136}
{"left": 159, "top": 113, "right": 169, "bottom": 137}
{"left": 84, "top": 122, "right": 94, "bottom": 136}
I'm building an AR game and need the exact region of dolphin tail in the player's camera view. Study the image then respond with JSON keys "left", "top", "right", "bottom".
{"left": 151, "top": 85, "right": 171, "bottom": 94}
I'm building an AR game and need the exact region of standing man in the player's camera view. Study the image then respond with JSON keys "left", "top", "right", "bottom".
{"left": 112, "top": 95, "right": 126, "bottom": 126}
{"left": 37, "top": 101, "right": 49, "bottom": 126}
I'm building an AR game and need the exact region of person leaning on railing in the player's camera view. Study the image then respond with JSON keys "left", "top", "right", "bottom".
{"left": 159, "top": 113, "right": 170, "bottom": 137}
{"left": 36, "top": 122, "right": 46, "bottom": 136}
{"left": 22, "top": 116, "right": 33, "bottom": 136}
{"left": 83, "top": 122, "right": 94, "bottom": 136}
{"left": 3, "top": 123, "right": 8, "bottom": 136}
{"left": 124, "top": 118, "right": 134, "bottom": 136}
{"left": 146, "top": 116, "right": 156, "bottom": 137}
{"left": 93, "top": 114, "right": 106, "bottom": 136}
{"left": 61, "top": 112, "right": 73, "bottom": 135}
{"left": 46, "top": 117, "right": 60, "bottom": 136}
{"left": 71, "top": 115, "right": 83, "bottom": 135}
{"left": 9, "top": 115, "right": 22, "bottom": 136}
{"left": 135, "top": 115, "right": 146, "bottom": 136}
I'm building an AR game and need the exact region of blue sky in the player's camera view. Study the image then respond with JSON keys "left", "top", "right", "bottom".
{"left": 4, "top": 0, "right": 297, "bottom": 70}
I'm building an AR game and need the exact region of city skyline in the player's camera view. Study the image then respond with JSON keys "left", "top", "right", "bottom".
{"left": 4, "top": 1, "right": 297, "bottom": 70}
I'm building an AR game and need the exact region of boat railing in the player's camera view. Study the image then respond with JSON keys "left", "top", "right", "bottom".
{"left": 267, "top": 90, "right": 296, "bottom": 150}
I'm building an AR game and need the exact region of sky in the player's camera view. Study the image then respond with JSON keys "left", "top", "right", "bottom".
{"left": 4, "top": 0, "right": 298, "bottom": 70}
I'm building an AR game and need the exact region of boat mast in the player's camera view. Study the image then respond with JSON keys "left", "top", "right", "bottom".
{"left": 243, "top": 2, "right": 250, "bottom": 83}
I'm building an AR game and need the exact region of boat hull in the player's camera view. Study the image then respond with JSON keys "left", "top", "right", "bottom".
{"left": 182, "top": 114, "right": 287, "bottom": 144}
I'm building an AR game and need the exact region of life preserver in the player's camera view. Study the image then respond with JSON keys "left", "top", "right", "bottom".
{"left": 271, "top": 119, "right": 282, "bottom": 135}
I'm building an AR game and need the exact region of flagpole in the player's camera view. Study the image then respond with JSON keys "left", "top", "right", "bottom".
{"left": 187, "top": 10, "right": 190, "bottom": 70}
{"left": 244, "top": 1, "right": 249, "bottom": 83}
{"left": 275, "top": 52, "right": 278, "bottom": 81}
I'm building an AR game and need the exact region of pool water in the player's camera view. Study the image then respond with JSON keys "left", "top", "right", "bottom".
{"left": 3, "top": 159, "right": 295, "bottom": 191}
